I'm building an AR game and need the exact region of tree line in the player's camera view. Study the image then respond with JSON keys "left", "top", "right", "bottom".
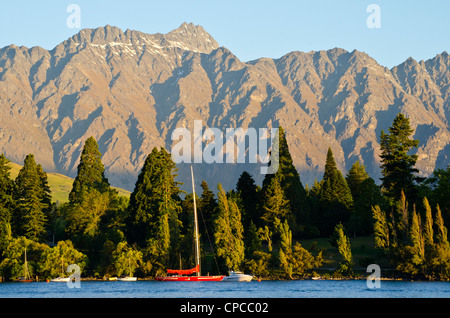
{"left": 0, "top": 113, "right": 449, "bottom": 280}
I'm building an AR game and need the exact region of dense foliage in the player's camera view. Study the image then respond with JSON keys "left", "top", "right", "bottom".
{"left": 0, "top": 113, "right": 449, "bottom": 280}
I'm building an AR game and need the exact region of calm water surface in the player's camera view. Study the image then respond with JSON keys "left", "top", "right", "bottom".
{"left": 1, "top": 280, "right": 450, "bottom": 298}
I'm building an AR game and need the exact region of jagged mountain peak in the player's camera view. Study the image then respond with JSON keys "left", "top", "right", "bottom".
{"left": 60, "top": 23, "right": 219, "bottom": 54}
{"left": 165, "top": 22, "right": 219, "bottom": 53}
{"left": 66, "top": 25, "right": 128, "bottom": 46}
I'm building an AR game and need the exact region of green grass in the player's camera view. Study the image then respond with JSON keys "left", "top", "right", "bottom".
{"left": 9, "top": 162, "right": 130, "bottom": 203}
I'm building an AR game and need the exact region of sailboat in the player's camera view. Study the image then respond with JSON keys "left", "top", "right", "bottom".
{"left": 15, "top": 247, "right": 33, "bottom": 282}
{"left": 117, "top": 257, "right": 137, "bottom": 281}
{"left": 155, "top": 166, "right": 225, "bottom": 282}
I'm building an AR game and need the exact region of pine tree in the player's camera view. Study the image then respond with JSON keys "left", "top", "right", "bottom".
{"left": 260, "top": 127, "right": 310, "bottom": 236}
{"left": 36, "top": 164, "right": 53, "bottom": 223}
{"left": 69, "top": 136, "right": 111, "bottom": 204}
{"left": 260, "top": 175, "right": 291, "bottom": 229}
{"left": 0, "top": 154, "right": 14, "bottom": 252}
{"left": 0, "top": 154, "right": 14, "bottom": 226}
{"left": 346, "top": 160, "right": 369, "bottom": 195}
{"left": 127, "top": 147, "right": 182, "bottom": 271}
{"left": 380, "top": 113, "right": 420, "bottom": 204}
{"left": 236, "top": 171, "right": 258, "bottom": 228}
{"left": 66, "top": 137, "right": 118, "bottom": 244}
{"left": 346, "top": 160, "right": 382, "bottom": 235}
{"left": 318, "top": 148, "right": 353, "bottom": 235}
{"left": 244, "top": 221, "right": 262, "bottom": 258}
{"left": 199, "top": 180, "right": 217, "bottom": 242}
{"left": 13, "top": 154, "right": 49, "bottom": 241}
{"left": 214, "top": 184, "right": 245, "bottom": 271}
{"left": 321, "top": 148, "right": 353, "bottom": 210}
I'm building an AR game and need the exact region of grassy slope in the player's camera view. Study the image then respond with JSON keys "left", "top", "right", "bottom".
{"left": 9, "top": 162, "right": 130, "bottom": 203}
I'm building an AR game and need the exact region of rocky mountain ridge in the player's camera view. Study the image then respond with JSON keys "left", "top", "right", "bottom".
{"left": 0, "top": 23, "right": 448, "bottom": 191}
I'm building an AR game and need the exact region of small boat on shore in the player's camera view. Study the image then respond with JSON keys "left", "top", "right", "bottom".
{"left": 221, "top": 271, "right": 253, "bottom": 282}
{"left": 117, "top": 256, "right": 137, "bottom": 281}
{"left": 50, "top": 257, "right": 70, "bottom": 282}
{"left": 117, "top": 276, "right": 137, "bottom": 281}
{"left": 50, "top": 277, "right": 71, "bottom": 282}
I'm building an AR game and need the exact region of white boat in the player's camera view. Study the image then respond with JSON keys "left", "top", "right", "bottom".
{"left": 50, "top": 276, "right": 71, "bottom": 282}
{"left": 117, "top": 256, "right": 137, "bottom": 281}
{"left": 221, "top": 271, "right": 253, "bottom": 282}
{"left": 117, "top": 276, "right": 137, "bottom": 281}
{"left": 50, "top": 258, "right": 71, "bottom": 282}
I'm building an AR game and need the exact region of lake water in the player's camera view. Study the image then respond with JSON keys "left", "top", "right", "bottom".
{"left": 1, "top": 279, "right": 450, "bottom": 298}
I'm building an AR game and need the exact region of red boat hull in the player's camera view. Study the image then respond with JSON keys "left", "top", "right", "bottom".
{"left": 155, "top": 275, "right": 224, "bottom": 281}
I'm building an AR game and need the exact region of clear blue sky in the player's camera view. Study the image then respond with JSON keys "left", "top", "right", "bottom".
{"left": 0, "top": 0, "right": 448, "bottom": 68}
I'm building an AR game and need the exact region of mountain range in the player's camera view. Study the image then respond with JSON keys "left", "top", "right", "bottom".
{"left": 0, "top": 22, "right": 449, "bottom": 192}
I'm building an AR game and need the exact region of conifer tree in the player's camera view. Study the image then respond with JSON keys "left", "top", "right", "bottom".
{"left": 406, "top": 208, "right": 425, "bottom": 274}
{"left": 423, "top": 197, "right": 434, "bottom": 249}
{"left": 434, "top": 204, "right": 448, "bottom": 246}
{"left": 0, "top": 154, "right": 14, "bottom": 252}
{"left": 244, "top": 221, "right": 262, "bottom": 258}
{"left": 69, "top": 136, "right": 111, "bottom": 204}
{"left": 260, "top": 127, "right": 310, "bottom": 235}
{"left": 346, "top": 160, "right": 382, "bottom": 235}
{"left": 333, "top": 223, "right": 353, "bottom": 275}
{"left": 380, "top": 113, "right": 420, "bottom": 204}
{"left": 66, "top": 137, "right": 118, "bottom": 246}
{"left": 127, "top": 147, "right": 182, "bottom": 271}
{"left": 260, "top": 175, "right": 291, "bottom": 229}
{"left": 432, "top": 204, "right": 450, "bottom": 278}
{"left": 14, "top": 154, "right": 49, "bottom": 241}
{"left": 199, "top": 180, "right": 217, "bottom": 242}
{"left": 0, "top": 154, "right": 14, "bottom": 227}
{"left": 318, "top": 148, "right": 353, "bottom": 235}
{"left": 346, "top": 160, "right": 369, "bottom": 195}
{"left": 236, "top": 171, "right": 258, "bottom": 228}
{"left": 372, "top": 205, "right": 390, "bottom": 250}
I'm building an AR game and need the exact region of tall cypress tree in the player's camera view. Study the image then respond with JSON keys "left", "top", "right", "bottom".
{"left": 380, "top": 113, "right": 420, "bottom": 204}
{"left": 214, "top": 184, "right": 245, "bottom": 271}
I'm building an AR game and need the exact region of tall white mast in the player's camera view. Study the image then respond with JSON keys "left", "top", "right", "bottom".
{"left": 191, "top": 166, "right": 201, "bottom": 276}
